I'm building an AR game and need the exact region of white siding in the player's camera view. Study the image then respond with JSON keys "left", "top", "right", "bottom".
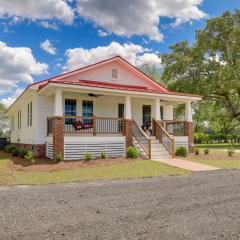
{"left": 10, "top": 93, "right": 38, "bottom": 144}
{"left": 64, "top": 136, "right": 125, "bottom": 160}
{"left": 174, "top": 136, "right": 189, "bottom": 152}
{"left": 62, "top": 62, "right": 157, "bottom": 89}
{"left": 37, "top": 95, "right": 54, "bottom": 144}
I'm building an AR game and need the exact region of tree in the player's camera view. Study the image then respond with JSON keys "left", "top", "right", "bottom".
{"left": 161, "top": 10, "right": 240, "bottom": 132}
{"left": 0, "top": 103, "right": 9, "bottom": 137}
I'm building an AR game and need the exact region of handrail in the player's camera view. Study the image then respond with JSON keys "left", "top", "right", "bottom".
{"left": 132, "top": 120, "right": 151, "bottom": 159}
{"left": 153, "top": 119, "right": 175, "bottom": 158}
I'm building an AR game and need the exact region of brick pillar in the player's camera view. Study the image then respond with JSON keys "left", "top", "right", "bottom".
{"left": 52, "top": 116, "right": 64, "bottom": 160}
{"left": 123, "top": 119, "right": 133, "bottom": 149}
{"left": 185, "top": 122, "right": 194, "bottom": 153}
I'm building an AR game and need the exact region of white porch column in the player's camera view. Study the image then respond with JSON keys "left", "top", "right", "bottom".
{"left": 154, "top": 98, "right": 161, "bottom": 120}
{"left": 54, "top": 89, "right": 63, "bottom": 116}
{"left": 163, "top": 105, "right": 173, "bottom": 120}
{"left": 125, "top": 95, "right": 132, "bottom": 119}
{"left": 185, "top": 102, "right": 193, "bottom": 122}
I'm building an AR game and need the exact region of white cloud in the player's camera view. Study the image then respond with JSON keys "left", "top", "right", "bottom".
{"left": 40, "top": 39, "right": 57, "bottom": 55}
{"left": 0, "top": 41, "right": 48, "bottom": 95}
{"left": 64, "top": 41, "right": 161, "bottom": 70}
{"left": 0, "top": 0, "right": 74, "bottom": 24}
{"left": 97, "top": 29, "right": 110, "bottom": 37}
{"left": 1, "top": 88, "right": 24, "bottom": 108}
{"left": 40, "top": 21, "right": 58, "bottom": 30}
{"left": 77, "top": 0, "right": 206, "bottom": 42}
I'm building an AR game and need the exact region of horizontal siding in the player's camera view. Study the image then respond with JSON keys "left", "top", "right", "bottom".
{"left": 46, "top": 142, "right": 53, "bottom": 159}
{"left": 62, "top": 62, "right": 155, "bottom": 88}
{"left": 64, "top": 136, "right": 125, "bottom": 160}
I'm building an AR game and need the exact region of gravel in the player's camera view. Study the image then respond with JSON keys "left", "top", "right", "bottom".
{"left": 0, "top": 169, "right": 240, "bottom": 240}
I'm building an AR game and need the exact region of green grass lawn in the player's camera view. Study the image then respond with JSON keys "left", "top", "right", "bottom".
{"left": 195, "top": 143, "right": 240, "bottom": 149}
{"left": 189, "top": 159, "right": 240, "bottom": 169}
{"left": 0, "top": 157, "right": 188, "bottom": 186}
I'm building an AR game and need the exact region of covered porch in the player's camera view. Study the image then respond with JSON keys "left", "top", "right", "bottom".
{"left": 42, "top": 86, "right": 196, "bottom": 160}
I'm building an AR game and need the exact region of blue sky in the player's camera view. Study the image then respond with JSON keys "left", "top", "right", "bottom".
{"left": 0, "top": 0, "right": 239, "bottom": 106}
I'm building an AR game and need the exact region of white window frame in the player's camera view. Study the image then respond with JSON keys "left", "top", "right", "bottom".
{"left": 110, "top": 68, "right": 119, "bottom": 80}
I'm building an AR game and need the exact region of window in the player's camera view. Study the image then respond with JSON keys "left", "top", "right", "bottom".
{"left": 11, "top": 116, "right": 14, "bottom": 131}
{"left": 27, "top": 102, "right": 32, "bottom": 126}
{"left": 111, "top": 68, "right": 118, "bottom": 79}
{"left": 17, "top": 110, "right": 21, "bottom": 129}
{"left": 82, "top": 100, "right": 93, "bottom": 124}
{"left": 118, "top": 103, "right": 124, "bottom": 118}
{"left": 65, "top": 99, "right": 76, "bottom": 124}
{"left": 142, "top": 105, "right": 151, "bottom": 128}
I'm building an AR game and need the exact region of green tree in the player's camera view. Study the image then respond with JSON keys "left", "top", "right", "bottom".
{"left": 161, "top": 10, "right": 240, "bottom": 133}
{"left": 0, "top": 103, "right": 9, "bottom": 137}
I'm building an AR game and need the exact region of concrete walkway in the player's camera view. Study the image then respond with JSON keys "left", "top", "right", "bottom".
{"left": 153, "top": 158, "right": 220, "bottom": 172}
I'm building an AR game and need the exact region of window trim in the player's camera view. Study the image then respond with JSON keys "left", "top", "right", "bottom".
{"left": 111, "top": 68, "right": 118, "bottom": 80}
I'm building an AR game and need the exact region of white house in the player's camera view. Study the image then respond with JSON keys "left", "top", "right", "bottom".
{"left": 6, "top": 56, "right": 201, "bottom": 160}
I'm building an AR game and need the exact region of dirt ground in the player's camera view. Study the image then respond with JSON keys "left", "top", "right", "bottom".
{"left": 0, "top": 150, "right": 138, "bottom": 172}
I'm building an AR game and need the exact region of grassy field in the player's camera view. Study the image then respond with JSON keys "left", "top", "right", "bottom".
{"left": 0, "top": 156, "right": 188, "bottom": 186}
{"left": 189, "top": 159, "right": 240, "bottom": 169}
{"left": 186, "top": 149, "right": 240, "bottom": 169}
{"left": 195, "top": 143, "right": 240, "bottom": 149}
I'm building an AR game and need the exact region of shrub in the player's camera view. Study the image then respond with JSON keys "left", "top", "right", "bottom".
{"left": 12, "top": 147, "right": 20, "bottom": 156}
{"left": 84, "top": 152, "right": 92, "bottom": 161}
{"left": 204, "top": 148, "right": 209, "bottom": 155}
{"left": 55, "top": 152, "right": 63, "bottom": 162}
{"left": 175, "top": 147, "right": 187, "bottom": 157}
{"left": 100, "top": 152, "right": 107, "bottom": 159}
{"left": 228, "top": 148, "right": 235, "bottom": 157}
{"left": 19, "top": 149, "right": 28, "bottom": 158}
{"left": 5, "top": 145, "right": 17, "bottom": 154}
{"left": 4, "top": 145, "right": 11, "bottom": 153}
{"left": 24, "top": 151, "right": 35, "bottom": 165}
{"left": 194, "top": 148, "right": 200, "bottom": 155}
{"left": 126, "top": 146, "right": 138, "bottom": 159}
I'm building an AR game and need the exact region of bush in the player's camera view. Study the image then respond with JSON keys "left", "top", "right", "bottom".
{"left": 175, "top": 147, "right": 187, "bottom": 157}
{"left": 12, "top": 147, "right": 20, "bottom": 156}
{"left": 55, "top": 152, "right": 63, "bottom": 162}
{"left": 4, "top": 145, "right": 11, "bottom": 153}
{"left": 100, "top": 152, "right": 107, "bottom": 159}
{"left": 194, "top": 148, "right": 200, "bottom": 155}
{"left": 126, "top": 146, "right": 138, "bottom": 159}
{"left": 5, "top": 145, "right": 17, "bottom": 154}
{"left": 24, "top": 151, "right": 35, "bottom": 165}
{"left": 19, "top": 149, "right": 28, "bottom": 158}
{"left": 228, "top": 148, "right": 235, "bottom": 157}
{"left": 204, "top": 148, "right": 209, "bottom": 155}
{"left": 84, "top": 152, "right": 92, "bottom": 161}
{"left": 194, "top": 132, "right": 207, "bottom": 144}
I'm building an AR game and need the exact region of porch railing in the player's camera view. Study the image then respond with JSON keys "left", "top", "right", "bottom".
{"left": 153, "top": 119, "right": 175, "bottom": 158}
{"left": 132, "top": 120, "right": 151, "bottom": 159}
{"left": 164, "top": 121, "right": 186, "bottom": 136}
{"left": 47, "top": 116, "right": 124, "bottom": 135}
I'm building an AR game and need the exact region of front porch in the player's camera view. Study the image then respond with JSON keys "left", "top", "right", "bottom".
{"left": 44, "top": 88, "right": 195, "bottom": 160}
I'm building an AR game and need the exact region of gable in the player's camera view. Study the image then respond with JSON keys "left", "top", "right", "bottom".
{"left": 56, "top": 59, "right": 166, "bottom": 92}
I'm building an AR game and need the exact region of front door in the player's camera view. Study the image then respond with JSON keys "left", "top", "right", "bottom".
{"left": 118, "top": 103, "right": 124, "bottom": 118}
{"left": 118, "top": 103, "right": 124, "bottom": 131}
{"left": 142, "top": 105, "right": 151, "bottom": 129}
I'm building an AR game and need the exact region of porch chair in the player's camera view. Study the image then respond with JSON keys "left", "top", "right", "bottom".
{"left": 72, "top": 120, "right": 93, "bottom": 131}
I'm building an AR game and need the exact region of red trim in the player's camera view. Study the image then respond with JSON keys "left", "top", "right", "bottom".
{"left": 7, "top": 55, "right": 201, "bottom": 112}
{"left": 40, "top": 80, "right": 201, "bottom": 97}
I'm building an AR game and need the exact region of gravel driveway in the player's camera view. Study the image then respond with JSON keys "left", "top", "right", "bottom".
{"left": 0, "top": 169, "right": 240, "bottom": 240}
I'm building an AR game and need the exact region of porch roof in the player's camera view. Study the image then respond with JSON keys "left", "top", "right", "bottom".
{"left": 38, "top": 79, "right": 202, "bottom": 99}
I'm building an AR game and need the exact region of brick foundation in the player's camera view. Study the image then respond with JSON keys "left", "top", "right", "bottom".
{"left": 11, "top": 143, "right": 45, "bottom": 157}
{"left": 52, "top": 116, "right": 64, "bottom": 160}
{"left": 123, "top": 119, "right": 133, "bottom": 149}
{"left": 185, "top": 121, "right": 194, "bottom": 152}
